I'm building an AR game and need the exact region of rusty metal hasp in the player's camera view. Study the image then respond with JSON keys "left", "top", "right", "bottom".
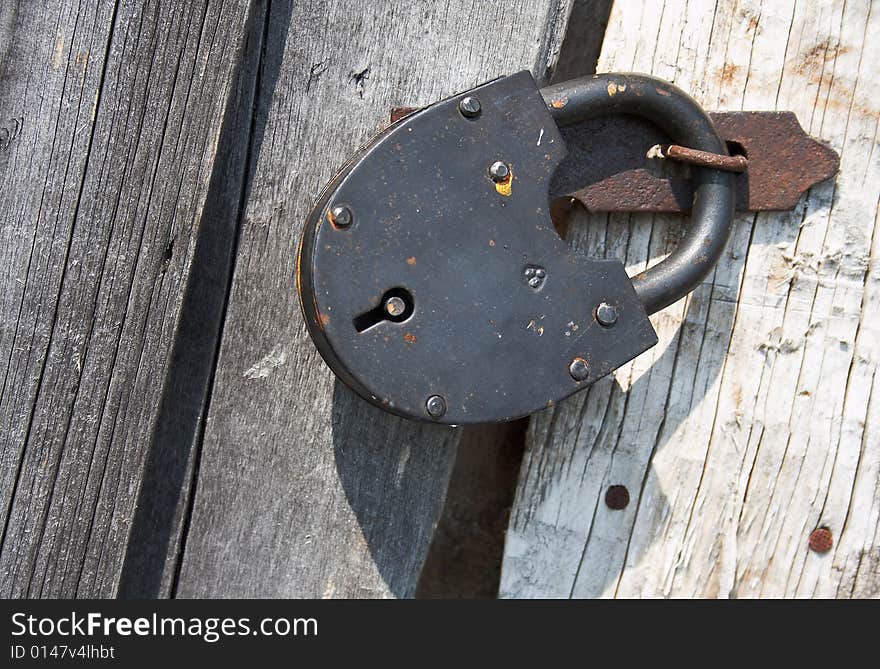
{"left": 297, "top": 72, "right": 839, "bottom": 425}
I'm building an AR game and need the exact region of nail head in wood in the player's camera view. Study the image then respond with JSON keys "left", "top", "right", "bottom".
{"left": 808, "top": 527, "right": 833, "bottom": 553}
{"left": 605, "top": 485, "right": 630, "bottom": 510}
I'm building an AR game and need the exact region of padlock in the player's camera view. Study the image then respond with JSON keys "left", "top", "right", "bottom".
{"left": 297, "top": 72, "right": 735, "bottom": 424}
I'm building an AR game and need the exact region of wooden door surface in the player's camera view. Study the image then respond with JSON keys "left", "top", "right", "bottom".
{"left": 502, "top": 0, "right": 880, "bottom": 598}
{"left": 1, "top": 0, "right": 877, "bottom": 598}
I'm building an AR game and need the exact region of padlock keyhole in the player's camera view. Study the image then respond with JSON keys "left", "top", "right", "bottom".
{"left": 353, "top": 287, "right": 414, "bottom": 332}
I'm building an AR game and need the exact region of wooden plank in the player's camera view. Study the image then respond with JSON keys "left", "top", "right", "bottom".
{"left": 0, "top": 0, "right": 252, "bottom": 596}
{"left": 175, "top": 1, "right": 574, "bottom": 598}
{"left": 502, "top": 0, "right": 880, "bottom": 598}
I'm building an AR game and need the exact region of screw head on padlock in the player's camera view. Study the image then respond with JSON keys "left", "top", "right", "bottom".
{"left": 297, "top": 71, "right": 735, "bottom": 424}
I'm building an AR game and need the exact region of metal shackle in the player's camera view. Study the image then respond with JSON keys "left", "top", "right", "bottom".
{"left": 540, "top": 74, "right": 736, "bottom": 314}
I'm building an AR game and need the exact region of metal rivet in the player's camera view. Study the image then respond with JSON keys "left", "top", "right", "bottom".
{"left": 809, "top": 527, "right": 833, "bottom": 553}
{"left": 330, "top": 205, "right": 352, "bottom": 228}
{"left": 605, "top": 485, "right": 630, "bottom": 510}
{"left": 426, "top": 395, "right": 447, "bottom": 419}
{"left": 384, "top": 296, "right": 406, "bottom": 317}
{"left": 568, "top": 357, "right": 589, "bottom": 382}
{"left": 489, "top": 161, "right": 510, "bottom": 182}
{"left": 524, "top": 265, "right": 547, "bottom": 290}
{"left": 458, "top": 96, "right": 481, "bottom": 118}
{"left": 596, "top": 301, "right": 619, "bottom": 327}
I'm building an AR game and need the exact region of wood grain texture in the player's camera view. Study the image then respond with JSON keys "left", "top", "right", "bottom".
{"left": 174, "top": 0, "right": 575, "bottom": 598}
{"left": 0, "top": 0, "right": 251, "bottom": 596}
{"left": 502, "top": 0, "right": 880, "bottom": 598}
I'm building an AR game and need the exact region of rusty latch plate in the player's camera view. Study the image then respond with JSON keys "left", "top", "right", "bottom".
{"left": 390, "top": 107, "right": 839, "bottom": 213}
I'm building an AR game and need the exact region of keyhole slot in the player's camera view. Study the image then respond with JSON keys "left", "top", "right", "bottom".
{"left": 353, "top": 287, "right": 414, "bottom": 332}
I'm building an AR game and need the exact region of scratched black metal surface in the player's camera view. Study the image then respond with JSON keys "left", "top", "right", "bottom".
{"left": 298, "top": 72, "right": 658, "bottom": 424}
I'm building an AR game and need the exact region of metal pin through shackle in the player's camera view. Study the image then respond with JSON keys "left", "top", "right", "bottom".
{"left": 539, "top": 74, "right": 736, "bottom": 315}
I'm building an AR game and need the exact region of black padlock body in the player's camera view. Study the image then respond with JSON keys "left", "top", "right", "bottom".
{"left": 298, "top": 71, "right": 658, "bottom": 424}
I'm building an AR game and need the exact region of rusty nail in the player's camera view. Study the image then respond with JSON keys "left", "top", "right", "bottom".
{"left": 651, "top": 143, "right": 748, "bottom": 173}
{"left": 808, "top": 527, "right": 833, "bottom": 553}
{"left": 568, "top": 357, "right": 589, "bottom": 382}
{"left": 605, "top": 485, "right": 630, "bottom": 510}
{"left": 426, "top": 395, "right": 446, "bottom": 419}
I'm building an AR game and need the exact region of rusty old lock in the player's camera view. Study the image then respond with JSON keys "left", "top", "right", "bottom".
{"left": 297, "top": 71, "right": 737, "bottom": 424}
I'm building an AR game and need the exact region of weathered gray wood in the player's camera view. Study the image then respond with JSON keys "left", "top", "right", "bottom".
{"left": 0, "top": 0, "right": 252, "bottom": 596}
{"left": 502, "top": 0, "right": 880, "bottom": 598}
{"left": 175, "top": 0, "right": 575, "bottom": 598}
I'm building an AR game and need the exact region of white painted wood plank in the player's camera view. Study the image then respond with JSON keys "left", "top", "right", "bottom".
{"left": 502, "top": 0, "right": 880, "bottom": 598}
